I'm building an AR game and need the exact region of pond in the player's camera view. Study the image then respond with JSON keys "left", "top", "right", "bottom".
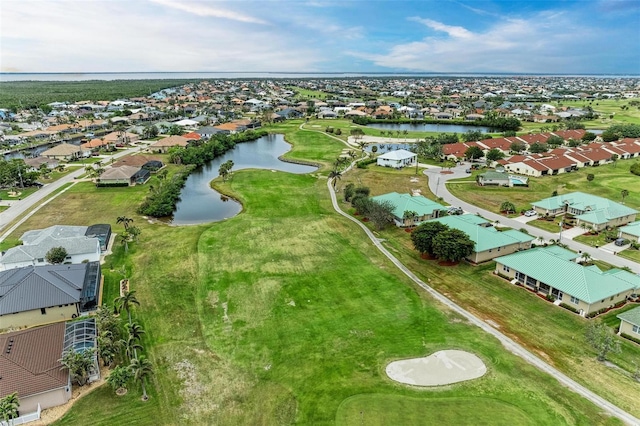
{"left": 170, "top": 134, "right": 317, "bottom": 225}
{"left": 366, "top": 123, "right": 496, "bottom": 134}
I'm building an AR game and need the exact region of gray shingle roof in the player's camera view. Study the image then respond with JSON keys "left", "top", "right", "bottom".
{"left": 0, "top": 264, "right": 90, "bottom": 315}
{"left": 1, "top": 236, "right": 99, "bottom": 265}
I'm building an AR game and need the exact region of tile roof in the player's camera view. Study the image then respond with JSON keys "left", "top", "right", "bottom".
{"left": 495, "top": 247, "right": 638, "bottom": 303}
{"left": 0, "top": 322, "right": 68, "bottom": 400}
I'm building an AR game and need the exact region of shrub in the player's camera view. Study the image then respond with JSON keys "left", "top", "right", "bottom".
{"left": 631, "top": 162, "right": 640, "bottom": 176}
{"left": 96, "top": 182, "right": 129, "bottom": 187}
{"left": 546, "top": 294, "right": 556, "bottom": 302}
{"left": 621, "top": 333, "right": 640, "bottom": 345}
{"left": 559, "top": 303, "right": 580, "bottom": 314}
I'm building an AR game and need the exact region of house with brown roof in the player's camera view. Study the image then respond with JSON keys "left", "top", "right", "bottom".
{"left": 111, "top": 154, "right": 163, "bottom": 170}
{"left": 99, "top": 165, "right": 150, "bottom": 186}
{"left": 0, "top": 322, "right": 71, "bottom": 416}
{"left": 150, "top": 135, "right": 190, "bottom": 153}
{"left": 41, "top": 143, "right": 89, "bottom": 161}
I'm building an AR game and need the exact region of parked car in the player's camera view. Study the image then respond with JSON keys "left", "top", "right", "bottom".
{"left": 614, "top": 238, "right": 628, "bottom": 247}
{"left": 465, "top": 169, "right": 471, "bottom": 173}
{"left": 524, "top": 210, "right": 537, "bottom": 217}
{"left": 448, "top": 206, "right": 463, "bottom": 215}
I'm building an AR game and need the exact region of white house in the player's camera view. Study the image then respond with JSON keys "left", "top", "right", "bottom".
{"left": 0, "top": 225, "right": 101, "bottom": 270}
{"left": 376, "top": 149, "right": 417, "bottom": 169}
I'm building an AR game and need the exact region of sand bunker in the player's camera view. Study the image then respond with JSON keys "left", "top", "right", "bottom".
{"left": 386, "top": 350, "right": 486, "bottom": 386}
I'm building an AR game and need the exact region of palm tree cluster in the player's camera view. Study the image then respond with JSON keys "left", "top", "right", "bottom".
{"left": 94, "top": 290, "right": 154, "bottom": 400}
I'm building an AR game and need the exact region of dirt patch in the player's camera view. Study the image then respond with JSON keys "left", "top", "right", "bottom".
{"left": 438, "top": 260, "right": 459, "bottom": 266}
{"left": 440, "top": 171, "right": 454, "bottom": 174}
{"left": 404, "top": 228, "right": 414, "bottom": 233}
{"left": 421, "top": 253, "right": 436, "bottom": 260}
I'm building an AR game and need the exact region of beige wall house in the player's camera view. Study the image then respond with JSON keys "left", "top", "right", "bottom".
{"left": 0, "top": 262, "right": 101, "bottom": 330}
{"left": 495, "top": 246, "right": 638, "bottom": 316}
{"left": 0, "top": 323, "right": 71, "bottom": 415}
{"left": 41, "top": 143, "right": 89, "bottom": 161}
{"left": 617, "top": 306, "right": 640, "bottom": 339}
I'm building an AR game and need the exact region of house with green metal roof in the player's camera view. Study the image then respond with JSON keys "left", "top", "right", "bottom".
{"left": 426, "top": 214, "right": 535, "bottom": 263}
{"left": 495, "top": 247, "right": 638, "bottom": 316}
{"left": 531, "top": 192, "right": 637, "bottom": 231}
{"left": 617, "top": 306, "right": 640, "bottom": 339}
{"left": 371, "top": 192, "right": 447, "bottom": 227}
{"left": 619, "top": 221, "right": 640, "bottom": 243}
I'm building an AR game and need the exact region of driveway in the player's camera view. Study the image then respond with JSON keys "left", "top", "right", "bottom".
{"left": 512, "top": 214, "right": 538, "bottom": 224}
{"left": 560, "top": 226, "right": 589, "bottom": 241}
{"left": 424, "top": 164, "right": 640, "bottom": 274}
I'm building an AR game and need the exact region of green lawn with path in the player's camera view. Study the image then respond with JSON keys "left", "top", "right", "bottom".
{"left": 1, "top": 122, "right": 627, "bottom": 425}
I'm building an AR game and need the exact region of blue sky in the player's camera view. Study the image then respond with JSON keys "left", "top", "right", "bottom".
{"left": 1, "top": 0, "right": 639, "bottom": 74}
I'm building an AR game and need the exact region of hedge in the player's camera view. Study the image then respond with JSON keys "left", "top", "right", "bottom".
{"left": 96, "top": 182, "right": 129, "bottom": 187}
{"left": 559, "top": 303, "right": 580, "bottom": 314}
{"left": 621, "top": 333, "right": 640, "bottom": 345}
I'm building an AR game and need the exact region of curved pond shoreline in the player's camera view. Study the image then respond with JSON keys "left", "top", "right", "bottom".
{"left": 169, "top": 134, "right": 317, "bottom": 225}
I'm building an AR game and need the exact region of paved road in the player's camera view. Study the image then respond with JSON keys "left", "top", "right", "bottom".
{"left": 424, "top": 164, "right": 640, "bottom": 274}
{"left": 0, "top": 144, "right": 149, "bottom": 238}
{"left": 327, "top": 175, "right": 639, "bottom": 425}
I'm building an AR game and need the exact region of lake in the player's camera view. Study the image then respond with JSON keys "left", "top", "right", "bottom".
{"left": 366, "top": 123, "right": 496, "bottom": 134}
{"left": 170, "top": 134, "right": 316, "bottom": 225}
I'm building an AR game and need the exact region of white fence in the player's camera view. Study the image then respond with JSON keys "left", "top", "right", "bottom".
{"left": 0, "top": 404, "right": 41, "bottom": 426}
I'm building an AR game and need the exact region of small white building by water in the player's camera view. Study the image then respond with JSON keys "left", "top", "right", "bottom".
{"left": 376, "top": 149, "right": 417, "bottom": 169}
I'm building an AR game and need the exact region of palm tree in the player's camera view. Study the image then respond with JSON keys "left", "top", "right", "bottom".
{"left": 123, "top": 336, "right": 143, "bottom": 361}
{"left": 116, "top": 216, "right": 133, "bottom": 231}
{"left": 119, "top": 232, "right": 130, "bottom": 253}
{"left": 60, "top": 349, "right": 95, "bottom": 386}
{"left": 328, "top": 170, "right": 341, "bottom": 189}
{"left": 403, "top": 129, "right": 409, "bottom": 141}
{"left": 581, "top": 252, "right": 592, "bottom": 265}
{"left": 621, "top": 189, "right": 629, "bottom": 204}
{"left": 130, "top": 356, "right": 154, "bottom": 401}
{"left": 114, "top": 290, "right": 140, "bottom": 325}
{"left": 127, "top": 322, "right": 146, "bottom": 342}
{"left": 0, "top": 392, "right": 19, "bottom": 426}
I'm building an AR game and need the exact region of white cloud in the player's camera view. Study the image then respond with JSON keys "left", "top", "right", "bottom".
{"left": 0, "top": 0, "right": 322, "bottom": 72}
{"left": 354, "top": 13, "right": 599, "bottom": 73}
{"left": 409, "top": 17, "right": 473, "bottom": 39}
{"left": 149, "top": 0, "right": 268, "bottom": 24}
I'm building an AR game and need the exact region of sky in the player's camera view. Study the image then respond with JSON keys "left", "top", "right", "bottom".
{"left": 1, "top": 0, "right": 639, "bottom": 74}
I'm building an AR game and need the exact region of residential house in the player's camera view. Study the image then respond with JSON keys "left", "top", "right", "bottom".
{"left": 617, "top": 306, "right": 640, "bottom": 339}
{"left": 371, "top": 192, "right": 447, "bottom": 227}
{"left": 376, "top": 149, "right": 417, "bottom": 169}
{"left": 531, "top": 192, "right": 637, "bottom": 231}
{"left": 0, "top": 225, "right": 101, "bottom": 271}
{"left": 195, "top": 126, "right": 229, "bottom": 139}
{"left": 0, "top": 323, "right": 71, "bottom": 416}
{"left": 23, "top": 156, "right": 59, "bottom": 172}
{"left": 99, "top": 165, "right": 150, "bottom": 186}
{"left": 495, "top": 246, "right": 638, "bottom": 316}
{"left": 0, "top": 262, "right": 102, "bottom": 329}
{"left": 111, "top": 155, "right": 163, "bottom": 171}
{"left": 41, "top": 143, "right": 88, "bottom": 161}
{"left": 427, "top": 214, "right": 534, "bottom": 263}
{"left": 0, "top": 318, "right": 100, "bottom": 422}
{"left": 150, "top": 135, "right": 190, "bottom": 153}
{"left": 619, "top": 221, "right": 640, "bottom": 243}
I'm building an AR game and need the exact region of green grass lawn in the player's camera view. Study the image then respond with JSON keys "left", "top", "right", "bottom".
{"left": 1, "top": 122, "right": 626, "bottom": 425}
{"left": 336, "top": 395, "right": 535, "bottom": 426}
{"left": 619, "top": 248, "right": 640, "bottom": 263}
